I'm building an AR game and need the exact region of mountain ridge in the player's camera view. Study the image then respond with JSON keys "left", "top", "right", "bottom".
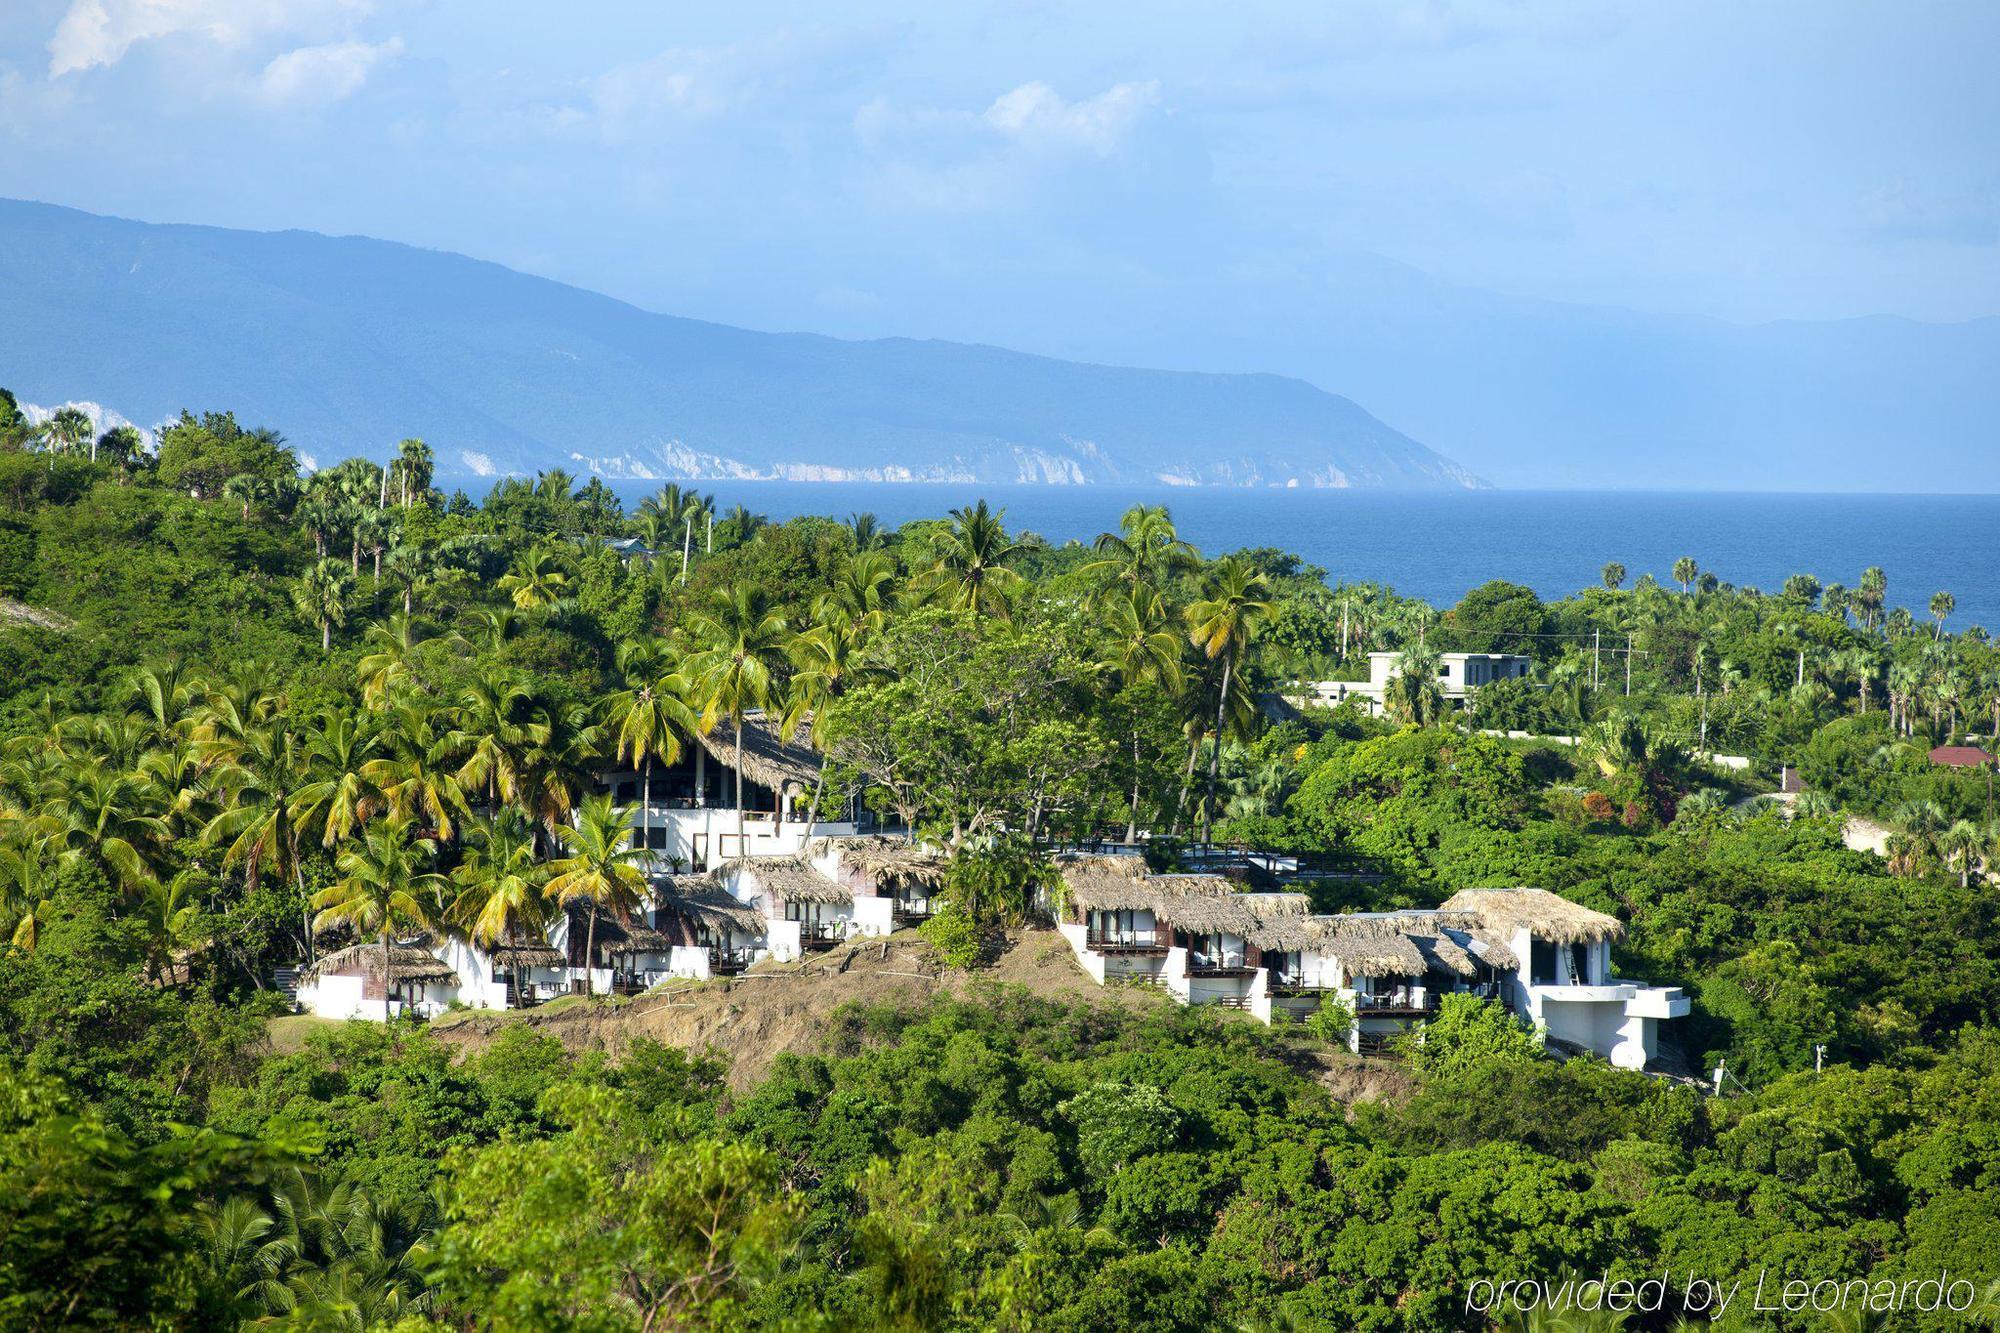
{"left": 0, "top": 199, "right": 1483, "bottom": 489}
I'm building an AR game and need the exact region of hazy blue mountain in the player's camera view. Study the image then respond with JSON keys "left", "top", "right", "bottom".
{"left": 0, "top": 199, "right": 1482, "bottom": 489}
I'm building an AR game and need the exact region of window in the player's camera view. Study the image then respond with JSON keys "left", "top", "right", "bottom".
{"left": 1530, "top": 938, "right": 1558, "bottom": 984}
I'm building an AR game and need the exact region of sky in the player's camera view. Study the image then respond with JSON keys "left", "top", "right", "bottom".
{"left": 2, "top": 1, "right": 1997, "bottom": 380}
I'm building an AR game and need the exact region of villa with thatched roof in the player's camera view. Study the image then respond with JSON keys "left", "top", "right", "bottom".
{"left": 643, "top": 873, "right": 769, "bottom": 979}
{"left": 1053, "top": 867, "right": 1685, "bottom": 1069}
{"left": 597, "top": 710, "right": 873, "bottom": 873}
{"left": 294, "top": 941, "right": 460, "bottom": 1021}
{"left": 808, "top": 834, "right": 947, "bottom": 929}
{"left": 431, "top": 933, "right": 570, "bottom": 1011}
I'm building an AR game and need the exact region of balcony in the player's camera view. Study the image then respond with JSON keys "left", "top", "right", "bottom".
{"left": 1086, "top": 930, "right": 1169, "bottom": 956}
{"left": 708, "top": 945, "right": 753, "bottom": 975}
{"left": 797, "top": 921, "right": 845, "bottom": 951}
{"left": 1187, "top": 952, "right": 1258, "bottom": 979}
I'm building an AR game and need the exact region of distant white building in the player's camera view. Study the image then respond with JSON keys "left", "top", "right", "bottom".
{"left": 294, "top": 942, "right": 460, "bottom": 1021}
{"left": 1298, "top": 651, "right": 1533, "bottom": 716}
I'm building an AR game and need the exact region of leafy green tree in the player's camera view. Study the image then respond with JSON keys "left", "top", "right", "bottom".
{"left": 1400, "top": 994, "right": 1545, "bottom": 1076}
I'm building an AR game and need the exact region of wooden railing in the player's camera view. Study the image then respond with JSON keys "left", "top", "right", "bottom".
{"left": 1086, "top": 931, "right": 1167, "bottom": 954}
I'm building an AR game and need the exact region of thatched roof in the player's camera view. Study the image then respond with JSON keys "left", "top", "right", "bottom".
{"left": 486, "top": 940, "right": 566, "bottom": 969}
{"left": 1059, "top": 856, "right": 1229, "bottom": 912}
{"left": 694, "top": 711, "right": 819, "bottom": 792}
{"left": 1440, "top": 887, "right": 1626, "bottom": 945}
{"left": 1308, "top": 919, "right": 1428, "bottom": 979}
{"left": 588, "top": 913, "right": 676, "bottom": 955}
{"left": 806, "top": 835, "right": 947, "bottom": 887}
{"left": 1162, "top": 888, "right": 1308, "bottom": 937}
{"left": 652, "top": 874, "right": 766, "bottom": 933}
{"left": 1454, "top": 926, "right": 1519, "bottom": 971}
{"left": 726, "top": 855, "right": 853, "bottom": 905}
{"left": 302, "top": 943, "right": 456, "bottom": 986}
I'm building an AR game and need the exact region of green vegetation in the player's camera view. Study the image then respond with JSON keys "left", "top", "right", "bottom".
{"left": 4, "top": 402, "right": 2000, "bottom": 1327}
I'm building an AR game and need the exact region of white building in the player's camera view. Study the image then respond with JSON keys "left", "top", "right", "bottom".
{"left": 433, "top": 935, "right": 569, "bottom": 1010}
{"left": 1298, "top": 651, "right": 1534, "bottom": 716}
{"left": 294, "top": 942, "right": 460, "bottom": 1022}
{"left": 601, "top": 712, "right": 866, "bottom": 872}
{"left": 1055, "top": 858, "right": 1686, "bottom": 1071}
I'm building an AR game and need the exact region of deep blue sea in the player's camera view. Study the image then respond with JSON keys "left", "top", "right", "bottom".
{"left": 608, "top": 484, "right": 2000, "bottom": 629}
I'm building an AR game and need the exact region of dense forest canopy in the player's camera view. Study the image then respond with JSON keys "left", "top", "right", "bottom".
{"left": 4, "top": 399, "right": 1999, "bottom": 1329}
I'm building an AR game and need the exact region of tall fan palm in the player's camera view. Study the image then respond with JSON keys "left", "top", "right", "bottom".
{"left": 1671, "top": 556, "right": 1699, "bottom": 594}
{"left": 1383, "top": 643, "right": 1449, "bottom": 728}
{"left": 293, "top": 559, "right": 354, "bottom": 653}
{"left": 685, "top": 586, "right": 791, "bottom": 826}
{"left": 448, "top": 809, "right": 550, "bottom": 948}
{"left": 543, "top": 794, "right": 648, "bottom": 994}
{"left": 604, "top": 645, "right": 696, "bottom": 858}
{"left": 383, "top": 544, "right": 438, "bottom": 617}
{"left": 1930, "top": 590, "right": 1956, "bottom": 640}
{"left": 312, "top": 820, "right": 444, "bottom": 1020}
{"left": 923, "top": 500, "right": 1025, "bottom": 619}
{"left": 394, "top": 437, "right": 434, "bottom": 508}
{"left": 1185, "top": 556, "right": 1274, "bottom": 835}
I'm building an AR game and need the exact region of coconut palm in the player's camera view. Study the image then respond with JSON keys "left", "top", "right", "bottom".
{"left": 126, "top": 660, "right": 200, "bottom": 735}
{"left": 604, "top": 646, "right": 697, "bottom": 857}
{"left": 542, "top": 793, "right": 648, "bottom": 993}
{"left": 684, "top": 586, "right": 791, "bottom": 826}
{"left": 200, "top": 717, "right": 312, "bottom": 947}
{"left": 448, "top": 809, "right": 550, "bottom": 948}
{"left": 1084, "top": 504, "right": 1197, "bottom": 601}
{"left": 293, "top": 558, "right": 354, "bottom": 653}
{"left": 44, "top": 766, "right": 170, "bottom": 891}
{"left": 922, "top": 500, "right": 1025, "bottom": 620}
{"left": 497, "top": 544, "right": 572, "bottom": 611}
{"left": 311, "top": 820, "right": 444, "bottom": 1022}
{"left": 291, "top": 710, "right": 383, "bottom": 849}
{"left": 356, "top": 613, "right": 434, "bottom": 707}
{"left": 518, "top": 694, "right": 603, "bottom": 846}
{"left": 847, "top": 511, "right": 882, "bottom": 551}
{"left": 448, "top": 669, "right": 541, "bottom": 812}
{"left": 362, "top": 703, "right": 469, "bottom": 842}
{"left": 1185, "top": 556, "right": 1275, "bottom": 835}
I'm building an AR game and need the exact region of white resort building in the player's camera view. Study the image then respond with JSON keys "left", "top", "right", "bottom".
{"left": 1299, "top": 651, "right": 1533, "bottom": 716}
{"left": 1055, "top": 858, "right": 1686, "bottom": 1070}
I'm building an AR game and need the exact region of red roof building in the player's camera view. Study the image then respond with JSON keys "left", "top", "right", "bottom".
{"left": 1928, "top": 745, "right": 1993, "bottom": 768}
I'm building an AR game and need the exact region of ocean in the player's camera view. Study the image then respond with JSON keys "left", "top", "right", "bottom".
{"left": 606, "top": 484, "right": 2000, "bottom": 629}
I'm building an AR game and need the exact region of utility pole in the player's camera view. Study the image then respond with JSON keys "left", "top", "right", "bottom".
{"left": 1814, "top": 1044, "right": 1826, "bottom": 1074}
{"left": 1624, "top": 637, "right": 1633, "bottom": 697}
{"left": 1797, "top": 649, "right": 1805, "bottom": 688}
{"left": 1592, "top": 629, "right": 1601, "bottom": 691}
{"left": 1340, "top": 597, "right": 1350, "bottom": 659}
{"left": 1711, "top": 1059, "right": 1726, "bottom": 1097}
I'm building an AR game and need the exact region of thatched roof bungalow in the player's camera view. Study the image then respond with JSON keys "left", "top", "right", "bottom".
{"left": 693, "top": 712, "right": 821, "bottom": 798}
{"left": 301, "top": 942, "right": 457, "bottom": 987}
{"left": 1440, "top": 887, "right": 1625, "bottom": 945}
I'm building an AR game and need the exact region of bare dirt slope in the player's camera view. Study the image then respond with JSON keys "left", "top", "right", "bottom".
{"left": 424, "top": 928, "right": 1413, "bottom": 1105}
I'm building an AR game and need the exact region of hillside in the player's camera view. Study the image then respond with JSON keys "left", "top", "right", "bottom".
{"left": 0, "top": 199, "right": 1481, "bottom": 489}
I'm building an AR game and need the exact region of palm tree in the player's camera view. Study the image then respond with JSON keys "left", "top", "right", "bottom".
{"left": 1185, "top": 556, "right": 1275, "bottom": 836}
{"left": 1383, "top": 643, "right": 1450, "bottom": 728}
{"left": 1671, "top": 556, "right": 1698, "bottom": 595}
{"left": 312, "top": 821, "right": 444, "bottom": 1021}
{"left": 518, "top": 694, "right": 603, "bottom": 847}
{"left": 1940, "top": 819, "right": 1984, "bottom": 887}
{"left": 295, "top": 495, "right": 339, "bottom": 559}
{"left": 45, "top": 766, "right": 170, "bottom": 891}
{"left": 542, "top": 794, "right": 648, "bottom": 994}
{"left": 449, "top": 669, "right": 542, "bottom": 814}
{"left": 448, "top": 810, "right": 550, "bottom": 948}
{"left": 1100, "top": 588, "right": 1185, "bottom": 842}
{"left": 37, "top": 405, "right": 93, "bottom": 457}
{"left": 923, "top": 500, "right": 1025, "bottom": 619}
{"left": 200, "top": 717, "right": 312, "bottom": 949}
{"left": 393, "top": 437, "right": 433, "bottom": 508}
{"left": 722, "top": 502, "right": 766, "bottom": 546}
{"left": 1930, "top": 590, "right": 1956, "bottom": 640}
{"left": 362, "top": 704, "right": 469, "bottom": 842}
{"left": 291, "top": 710, "right": 382, "bottom": 849}
{"left": 293, "top": 559, "right": 354, "bottom": 653}
{"left": 1857, "top": 567, "right": 1888, "bottom": 634}
{"left": 356, "top": 613, "right": 434, "bottom": 707}
{"left": 497, "top": 544, "right": 572, "bottom": 611}
{"left": 604, "top": 646, "right": 696, "bottom": 859}
{"left": 847, "top": 511, "right": 882, "bottom": 551}
{"left": 222, "top": 473, "right": 265, "bottom": 520}
{"left": 1084, "top": 504, "right": 1196, "bottom": 600}
{"left": 1600, "top": 562, "right": 1626, "bottom": 591}
{"left": 685, "top": 586, "right": 791, "bottom": 827}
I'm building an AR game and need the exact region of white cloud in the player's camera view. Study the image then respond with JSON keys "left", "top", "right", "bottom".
{"left": 47, "top": 0, "right": 376, "bottom": 78}
{"left": 256, "top": 35, "right": 401, "bottom": 105}
{"left": 981, "top": 81, "right": 1160, "bottom": 156}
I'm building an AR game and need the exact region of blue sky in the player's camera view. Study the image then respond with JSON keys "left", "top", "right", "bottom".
{"left": 2, "top": 0, "right": 1996, "bottom": 371}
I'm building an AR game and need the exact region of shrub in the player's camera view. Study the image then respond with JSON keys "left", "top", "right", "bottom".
{"left": 919, "top": 902, "right": 984, "bottom": 970}
{"left": 1304, "top": 994, "right": 1354, "bottom": 1045}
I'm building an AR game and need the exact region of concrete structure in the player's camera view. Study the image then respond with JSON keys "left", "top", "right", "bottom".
{"left": 1297, "top": 651, "right": 1534, "bottom": 716}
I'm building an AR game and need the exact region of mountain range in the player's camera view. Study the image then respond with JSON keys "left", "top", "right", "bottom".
{"left": 0, "top": 199, "right": 1481, "bottom": 490}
